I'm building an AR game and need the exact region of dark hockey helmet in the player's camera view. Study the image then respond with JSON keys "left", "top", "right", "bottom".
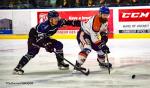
{"left": 99, "top": 6, "right": 110, "bottom": 14}
{"left": 48, "top": 10, "right": 59, "bottom": 19}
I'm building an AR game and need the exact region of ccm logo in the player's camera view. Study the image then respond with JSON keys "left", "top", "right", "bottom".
{"left": 119, "top": 9, "right": 150, "bottom": 22}
{"left": 122, "top": 12, "right": 150, "bottom": 18}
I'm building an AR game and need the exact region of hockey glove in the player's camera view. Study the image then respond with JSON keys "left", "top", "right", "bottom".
{"left": 36, "top": 33, "right": 48, "bottom": 44}
{"left": 100, "top": 32, "right": 108, "bottom": 43}
{"left": 98, "top": 41, "right": 110, "bottom": 54}
{"left": 44, "top": 42, "right": 54, "bottom": 53}
{"left": 101, "top": 45, "right": 110, "bottom": 54}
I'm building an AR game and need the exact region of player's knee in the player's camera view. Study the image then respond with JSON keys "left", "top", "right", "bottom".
{"left": 44, "top": 43, "right": 54, "bottom": 53}
{"left": 79, "top": 48, "right": 91, "bottom": 58}
{"left": 55, "top": 41, "right": 63, "bottom": 50}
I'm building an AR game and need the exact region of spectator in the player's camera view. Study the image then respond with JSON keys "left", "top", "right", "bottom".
{"left": 0, "top": 0, "right": 10, "bottom": 8}
{"left": 80, "top": 0, "right": 88, "bottom": 7}
{"left": 105, "top": 0, "right": 119, "bottom": 6}
{"left": 95, "top": 0, "right": 106, "bottom": 6}
{"left": 147, "top": 0, "right": 150, "bottom": 5}
{"left": 44, "top": 0, "right": 52, "bottom": 7}
{"left": 139, "top": 0, "right": 150, "bottom": 5}
{"left": 56, "top": 0, "right": 70, "bottom": 7}
{"left": 29, "top": 0, "right": 37, "bottom": 8}
{"left": 73, "top": 0, "right": 87, "bottom": 7}
{"left": 50, "top": 0, "right": 57, "bottom": 7}
{"left": 130, "top": 0, "right": 139, "bottom": 6}
{"left": 116, "top": 0, "right": 130, "bottom": 6}
{"left": 1, "top": 0, "right": 149, "bottom": 9}
{"left": 11, "top": 0, "right": 29, "bottom": 9}
{"left": 88, "top": 0, "right": 95, "bottom": 7}
{"left": 74, "top": 0, "right": 80, "bottom": 7}
{"left": 68, "top": 0, "right": 75, "bottom": 7}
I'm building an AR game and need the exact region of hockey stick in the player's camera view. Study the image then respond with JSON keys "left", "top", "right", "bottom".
{"left": 53, "top": 51, "right": 90, "bottom": 76}
{"left": 105, "top": 52, "right": 111, "bottom": 74}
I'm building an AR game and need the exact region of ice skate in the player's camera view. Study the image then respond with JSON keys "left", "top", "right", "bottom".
{"left": 98, "top": 61, "right": 112, "bottom": 69}
{"left": 13, "top": 68, "right": 24, "bottom": 75}
{"left": 58, "top": 61, "right": 69, "bottom": 70}
{"left": 72, "top": 61, "right": 89, "bottom": 75}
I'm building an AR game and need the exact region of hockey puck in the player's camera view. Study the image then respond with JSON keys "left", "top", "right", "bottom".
{"left": 132, "top": 74, "right": 136, "bottom": 79}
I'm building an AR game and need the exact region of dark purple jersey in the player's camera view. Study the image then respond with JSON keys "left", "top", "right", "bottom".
{"left": 35, "top": 19, "right": 81, "bottom": 37}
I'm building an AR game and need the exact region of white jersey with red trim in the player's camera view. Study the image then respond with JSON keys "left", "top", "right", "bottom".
{"left": 81, "top": 15, "right": 108, "bottom": 44}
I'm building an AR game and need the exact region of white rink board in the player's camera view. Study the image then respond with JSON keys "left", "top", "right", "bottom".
{"left": 0, "top": 6, "right": 150, "bottom": 35}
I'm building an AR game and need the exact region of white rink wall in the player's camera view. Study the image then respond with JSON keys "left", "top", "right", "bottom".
{"left": 0, "top": 6, "right": 150, "bottom": 39}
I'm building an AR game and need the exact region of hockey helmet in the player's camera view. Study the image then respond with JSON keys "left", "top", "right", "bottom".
{"left": 99, "top": 6, "right": 110, "bottom": 14}
{"left": 48, "top": 10, "right": 59, "bottom": 19}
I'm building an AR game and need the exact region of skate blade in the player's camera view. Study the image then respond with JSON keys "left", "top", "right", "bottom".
{"left": 72, "top": 70, "right": 81, "bottom": 74}
{"left": 72, "top": 69, "right": 90, "bottom": 76}
{"left": 13, "top": 71, "right": 24, "bottom": 75}
{"left": 58, "top": 67, "right": 69, "bottom": 70}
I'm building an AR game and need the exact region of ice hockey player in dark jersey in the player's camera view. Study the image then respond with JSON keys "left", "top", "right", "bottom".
{"left": 13, "top": 10, "right": 81, "bottom": 75}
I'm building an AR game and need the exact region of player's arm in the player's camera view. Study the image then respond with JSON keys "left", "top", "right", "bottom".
{"left": 99, "top": 32, "right": 110, "bottom": 53}
{"left": 90, "top": 15, "right": 108, "bottom": 45}
{"left": 100, "top": 32, "right": 108, "bottom": 44}
{"left": 99, "top": 23, "right": 109, "bottom": 45}
{"left": 90, "top": 30, "right": 109, "bottom": 53}
{"left": 35, "top": 23, "right": 48, "bottom": 43}
{"left": 60, "top": 19, "right": 81, "bottom": 26}
{"left": 90, "top": 16, "right": 109, "bottom": 53}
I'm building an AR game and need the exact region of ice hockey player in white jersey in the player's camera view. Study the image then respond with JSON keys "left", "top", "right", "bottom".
{"left": 75, "top": 6, "right": 112, "bottom": 71}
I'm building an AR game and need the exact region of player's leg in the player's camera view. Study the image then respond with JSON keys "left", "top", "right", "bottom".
{"left": 45, "top": 38, "right": 69, "bottom": 70}
{"left": 75, "top": 30, "right": 92, "bottom": 69}
{"left": 97, "top": 50, "right": 112, "bottom": 68}
{"left": 13, "top": 38, "right": 40, "bottom": 74}
{"left": 91, "top": 41, "right": 112, "bottom": 68}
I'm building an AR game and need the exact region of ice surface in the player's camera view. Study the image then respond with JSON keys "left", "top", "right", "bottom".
{"left": 0, "top": 39, "right": 150, "bottom": 88}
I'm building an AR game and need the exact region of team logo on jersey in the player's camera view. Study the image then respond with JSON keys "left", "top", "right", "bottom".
{"left": 119, "top": 9, "right": 150, "bottom": 22}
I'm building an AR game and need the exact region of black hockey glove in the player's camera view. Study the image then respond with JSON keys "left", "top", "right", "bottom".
{"left": 44, "top": 42, "right": 54, "bottom": 53}
{"left": 98, "top": 42, "right": 110, "bottom": 54}
{"left": 101, "top": 45, "right": 110, "bottom": 54}
{"left": 99, "top": 32, "right": 110, "bottom": 53}
{"left": 100, "top": 32, "right": 108, "bottom": 43}
{"left": 36, "top": 33, "right": 47, "bottom": 43}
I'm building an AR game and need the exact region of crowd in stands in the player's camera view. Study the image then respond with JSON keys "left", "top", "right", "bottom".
{"left": 0, "top": 0, "right": 150, "bottom": 9}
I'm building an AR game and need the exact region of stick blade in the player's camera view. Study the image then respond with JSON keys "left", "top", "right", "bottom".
{"left": 84, "top": 69, "right": 90, "bottom": 76}
{"left": 72, "top": 68, "right": 90, "bottom": 76}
